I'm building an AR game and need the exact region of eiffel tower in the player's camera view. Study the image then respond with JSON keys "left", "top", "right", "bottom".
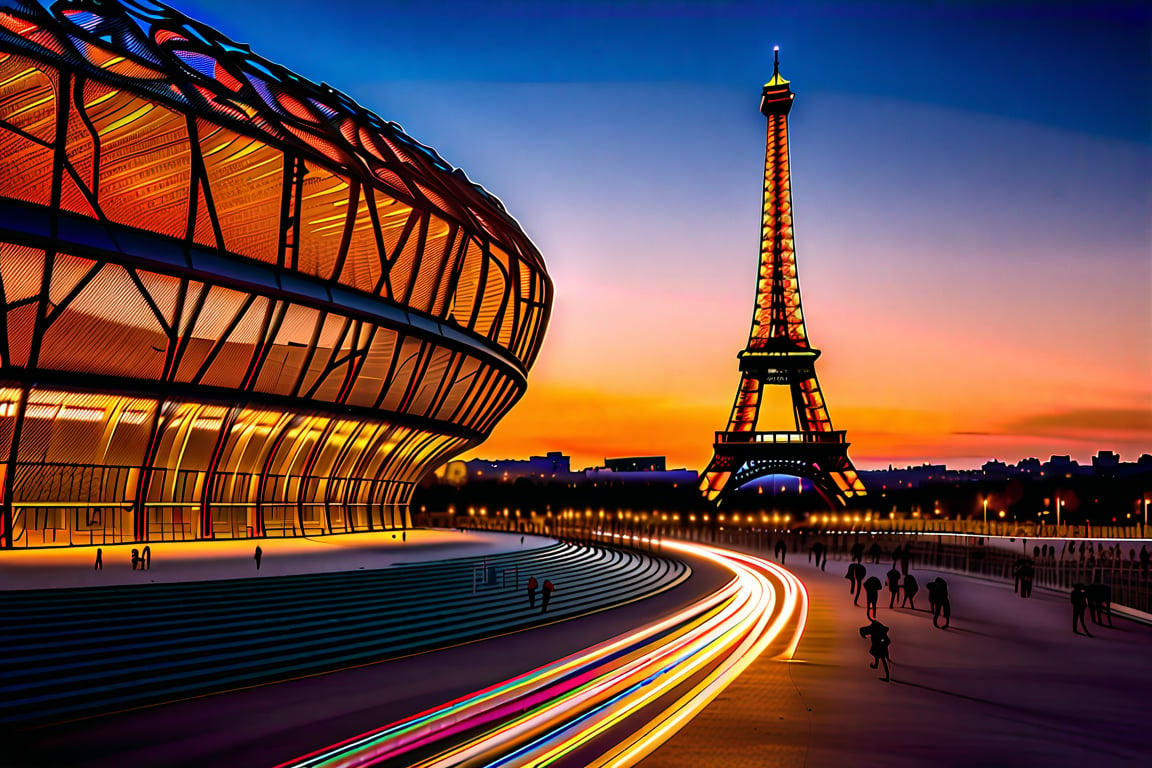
{"left": 700, "top": 49, "right": 866, "bottom": 508}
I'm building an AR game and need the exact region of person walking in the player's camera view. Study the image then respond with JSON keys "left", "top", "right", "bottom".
{"left": 809, "top": 541, "right": 827, "bottom": 571}
{"left": 142, "top": 545, "right": 151, "bottom": 570}
{"left": 541, "top": 579, "right": 555, "bottom": 612}
{"left": 901, "top": 573, "right": 919, "bottom": 609}
{"left": 899, "top": 546, "right": 910, "bottom": 576}
{"left": 1019, "top": 558, "right": 1034, "bottom": 598}
{"left": 1071, "top": 584, "right": 1092, "bottom": 636}
{"left": 527, "top": 576, "right": 538, "bottom": 609}
{"left": 863, "top": 576, "right": 883, "bottom": 620}
{"left": 846, "top": 562, "right": 866, "bottom": 605}
{"left": 774, "top": 539, "right": 787, "bottom": 564}
{"left": 94, "top": 547, "right": 103, "bottom": 571}
{"left": 930, "top": 577, "right": 950, "bottom": 629}
{"left": 850, "top": 541, "right": 864, "bottom": 564}
{"left": 131, "top": 548, "right": 140, "bottom": 571}
{"left": 886, "top": 566, "right": 902, "bottom": 609}
{"left": 859, "top": 619, "right": 892, "bottom": 682}
{"left": 254, "top": 544, "right": 263, "bottom": 570}
{"left": 867, "top": 542, "right": 882, "bottom": 564}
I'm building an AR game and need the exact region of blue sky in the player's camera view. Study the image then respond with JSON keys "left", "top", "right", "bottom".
{"left": 158, "top": 0, "right": 1152, "bottom": 467}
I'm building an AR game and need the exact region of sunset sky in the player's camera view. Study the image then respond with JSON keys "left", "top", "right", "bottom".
{"left": 181, "top": 0, "right": 1152, "bottom": 470}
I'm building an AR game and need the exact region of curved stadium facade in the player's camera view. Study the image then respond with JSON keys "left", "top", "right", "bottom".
{"left": 0, "top": 0, "right": 551, "bottom": 547}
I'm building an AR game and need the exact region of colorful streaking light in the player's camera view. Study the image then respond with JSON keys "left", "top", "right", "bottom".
{"left": 280, "top": 539, "right": 809, "bottom": 767}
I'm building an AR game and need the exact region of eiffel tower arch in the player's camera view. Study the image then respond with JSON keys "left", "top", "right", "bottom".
{"left": 700, "top": 49, "right": 865, "bottom": 509}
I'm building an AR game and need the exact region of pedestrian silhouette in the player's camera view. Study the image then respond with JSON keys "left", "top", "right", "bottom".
{"left": 867, "top": 543, "right": 882, "bottom": 564}
{"left": 94, "top": 547, "right": 103, "bottom": 571}
{"left": 850, "top": 542, "right": 864, "bottom": 564}
{"left": 254, "top": 544, "right": 263, "bottom": 570}
{"left": 859, "top": 619, "right": 891, "bottom": 681}
{"left": 1087, "top": 583, "right": 1112, "bottom": 627}
{"left": 1012, "top": 557, "right": 1024, "bottom": 593}
{"left": 846, "top": 562, "right": 866, "bottom": 605}
{"left": 928, "top": 577, "right": 950, "bottom": 628}
{"left": 541, "top": 579, "right": 554, "bottom": 612}
{"left": 774, "top": 539, "right": 787, "bottom": 564}
{"left": 527, "top": 576, "right": 538, "bottom": 608}
{"left": 863, "top": 576, "right": 883, "bottom": 620}
{"left": 1019, "top": 559, "right": 1034, "bottom": 598}
{"left": 142, "top": 545, "right": 151, "bottom": 570}
{"left": 899, "top": 547, "right": 910, "bottom": 576}
{"left": 131, "top": 548, "right": 140, "bottom": 570}
{"left": 810, "top": 541, "right": 827, "bottom": 571}
{"left": 892, "top": 545, "right": 903, "bottom": 568}
{"left": 1071, "top": 584, "right": 1092, "bottom": 636}
{"left": 886, "top": 566, "right": 902, "bottom": 608}
{"left": 901, "top": 573, "right": 919, "bottom": 609}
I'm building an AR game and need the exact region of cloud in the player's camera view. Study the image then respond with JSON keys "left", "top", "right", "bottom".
{"left": 1000, "top": 408, "right": 1152, "bottom": 436}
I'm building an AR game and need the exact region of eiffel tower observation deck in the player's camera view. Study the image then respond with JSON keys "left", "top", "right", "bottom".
{"left": 700, "top": 48, "right": 866, "bottom": 508}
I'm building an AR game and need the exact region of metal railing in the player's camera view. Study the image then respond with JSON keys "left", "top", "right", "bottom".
{"left": 714, "top": 430, "right": 846, "bottom": 445}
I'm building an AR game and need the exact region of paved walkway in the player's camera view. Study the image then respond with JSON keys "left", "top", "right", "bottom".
{"left": 0, "top": 529, "right": 553, "bottom": 589}
{"left": 645, "top": 552, "right": 1152, "bottom": 768}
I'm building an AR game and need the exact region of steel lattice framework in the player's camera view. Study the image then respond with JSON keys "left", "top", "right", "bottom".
{"left": 0, "top": 0, "right": 552, "bottom": 546}
{"left": 700, "top": 51, "right": 864, "bottom": 509}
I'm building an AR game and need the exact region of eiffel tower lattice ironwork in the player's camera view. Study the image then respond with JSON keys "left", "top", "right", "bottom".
{"left": 700, "top": 49, "right": 866, "bottom": 508}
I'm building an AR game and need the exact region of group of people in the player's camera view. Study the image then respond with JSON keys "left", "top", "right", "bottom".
{"left": 129, "top": 546, "right": 151, "bottom": 571}
{"left": 845, "top": 560, "right": 950, "bottom": 629}
{"left": 526, "top": 576, "right": 555, "bottom": 612}
{"left": 1069, "top": 583, "right": 1113, "bottom": 637}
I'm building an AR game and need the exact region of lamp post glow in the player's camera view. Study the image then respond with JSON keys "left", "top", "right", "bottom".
{"left": 982, "top": 497, "right": 989, "bottom": 534}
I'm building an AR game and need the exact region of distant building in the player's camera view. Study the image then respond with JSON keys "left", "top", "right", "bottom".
{"left": 981, "top": 460, "right": 1010, "bottom": 479}
{"left": 604, "top": 457, "right": 666, "bottom": 472}
{"left": 464, "top": 452, "right": 578, "bottom": 482}
{"left": 1092, "top": 451, "right": 1120, "bottom": 470}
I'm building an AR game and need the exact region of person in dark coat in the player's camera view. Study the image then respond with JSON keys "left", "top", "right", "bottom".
{"left": 1019, "top": 559, "right": 1034, "bottom": 598}
{"left": 886, "top": 566, "right": 902, "bottom": 608}
{"left": 859, "top": 619, "right": 891, "bottom": 682}
{"left": 863, "top": 576, "right": 883, "bottom": 620}
{"left": 901, "top": 573, "right": 919, "bottom": 609}
{"left": 1071, "top": 584, "right": 1092, "bottom": 636}
{"left": 1087, "top": 583, "right": 1112, "bottom": 627}
{"left": 867, "top": 542, "right": 882, "bottom": 564}
{"left": 929, "top": 577, "right": 950, "bottom": 628}
{"left": 810, "top": 542, "right": 827, "bottom": 571}
{"left": 131, "top": 548, "right": 140, "bottom": 571}
{"left": 899, "top": 546, "right": 911, "bottom": 576}
{"left": 527, "top": 576, "right": 538, "bottom": 608}
{"left": 142, "top": 545, "right": 151, "bottom": 570}
{"left": 254, "top": 545, "right": 263, "bottom": 570}
{"left": 850, "top": 542, "right": 864, "bottom": 564}
{"left": 892, "top": 545, "right": 903, "bottom": 568}
{"left": 94, "top": 547, "right": 103, "bottom": 571}
{"left": 774, "top": 539, "right": 787, "bottom": 564}
{"left": 846, "top": 562, "right": 866, "bottom": 605}
{"left": 541, "top": 579, "right": 555, "bottom": 612}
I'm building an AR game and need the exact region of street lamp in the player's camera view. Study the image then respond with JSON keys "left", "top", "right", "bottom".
{"left": 982, "top": 497, "right": 989, "bottom": 534}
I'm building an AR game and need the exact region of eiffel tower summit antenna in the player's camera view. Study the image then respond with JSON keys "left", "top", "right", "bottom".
{"left": 699, "top": 52, "right": 866, "bottom": 508}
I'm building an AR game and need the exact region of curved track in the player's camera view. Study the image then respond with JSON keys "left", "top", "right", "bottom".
{"left": 283, "top": 540, "right": 809, "bottom": 768}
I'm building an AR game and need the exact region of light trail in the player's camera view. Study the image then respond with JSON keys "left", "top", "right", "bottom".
{"left": 281, "top": 540, "right": 808, "bottom": 768}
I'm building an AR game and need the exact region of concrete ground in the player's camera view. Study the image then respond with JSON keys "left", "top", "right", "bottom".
{"left": 645, "top": 553, "right": 1152, "bottom": 768}
{"left": 0, "top": 529, "right": 554, "bottom": 589}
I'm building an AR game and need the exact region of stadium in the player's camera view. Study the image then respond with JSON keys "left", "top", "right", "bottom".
{"left": 0, "top": 0, "right": 552, "bottom": 547}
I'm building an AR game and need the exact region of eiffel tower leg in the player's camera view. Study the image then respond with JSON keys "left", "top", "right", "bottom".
{"left": 700, "top": 373, "right": 764, "bottom": 501}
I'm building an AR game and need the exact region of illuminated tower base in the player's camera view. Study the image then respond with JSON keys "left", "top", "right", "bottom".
{"left": 700, "top": 49, "right": 865, "bottom": 509}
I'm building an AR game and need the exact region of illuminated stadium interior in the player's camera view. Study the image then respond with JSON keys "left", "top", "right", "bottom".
{"left": 0, "top": 0, "right": 552, "bottom": 547}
